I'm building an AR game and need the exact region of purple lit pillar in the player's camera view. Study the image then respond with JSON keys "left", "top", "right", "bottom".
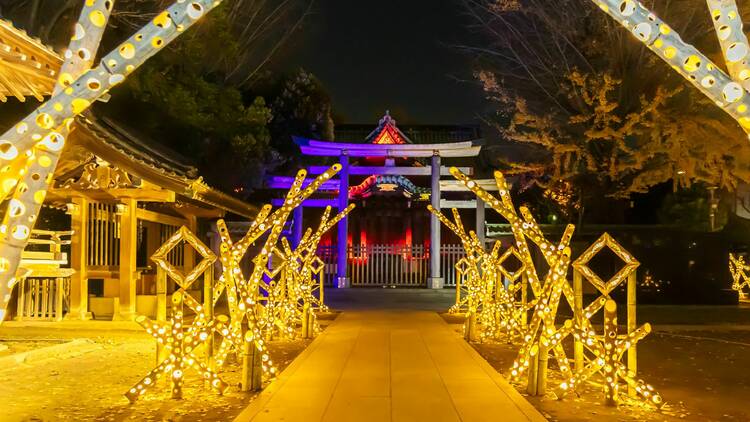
{"left": 336, "top": 152, "right": 350, "bottom": 288}
{"left": 292, "top": 205, "right": 303, "bottom": 248}
{"left": 428, "top": 152, "right": 444, "bottom": 289}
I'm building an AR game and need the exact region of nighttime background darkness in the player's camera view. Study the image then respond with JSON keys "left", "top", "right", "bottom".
{"left": 275, "top": 0, "right": 487, "bottom": 124}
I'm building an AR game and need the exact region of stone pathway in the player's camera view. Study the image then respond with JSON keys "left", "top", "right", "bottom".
{"left": 236, "top": 310, "right": 545, "bottom": 421}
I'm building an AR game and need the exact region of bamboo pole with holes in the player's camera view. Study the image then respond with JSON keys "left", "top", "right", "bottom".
{"left": 588, "top": 0, "right": 750, "bottom": 132}
{"left": 0, "top": 0, "right": 226, "bottom": 325}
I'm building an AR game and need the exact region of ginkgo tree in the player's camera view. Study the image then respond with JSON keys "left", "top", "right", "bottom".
{"left": 467, "top": 1, "right": 750, "bottom": 218}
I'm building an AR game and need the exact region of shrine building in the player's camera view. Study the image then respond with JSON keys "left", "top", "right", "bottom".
{"left": 266, "top": 112, "right": 500, "bottom": 288}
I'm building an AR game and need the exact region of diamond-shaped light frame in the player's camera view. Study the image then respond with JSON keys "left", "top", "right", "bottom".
{"left": 151, "top": 226, "right": 217, "bottom": 290}
{"left": 572, "top": 233, "right": 639, "bottom": 296}
{"left": 498, "top": 247, "right": 526, "bottom": 283}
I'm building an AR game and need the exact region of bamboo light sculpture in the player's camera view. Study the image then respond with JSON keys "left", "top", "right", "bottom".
{"left": 0, "top": 0, "right": 224, "bottom": 324}
{"left": 150, "top": 225, "right": 217, "bottom": 363}
{"left": 587, "top": 0, "right": 750, "bottom": 133}
{"left": 212, "top": 165, "right": 348, "bottom": 384}
{"left": 445, "top": 168, "right": 577, "bottom": 393}
{"left": 127, "top": 164, "right": 349, "bottom": 399}
{"left": 125, "top": 291, "right": 228, "bottom": 402}
{"left": 273, "top": 205, "right": 350, "bottom": 337}
{"left": 450, "top": 257, "right": 472, "bottom": 314}
{"left": 437, "top": 167, "right": 665, "bottom": 409}
{"left": 557, "top": 300, "right": 663, "bottom": 408}
{"left": 729, "top": 253, "right": 750, "bottom": 299}
{"left": 560, "top": 232, "right": 663, "bottom": 408}
{"left": 428, "top": 206, "right": 488, "bottom": 339}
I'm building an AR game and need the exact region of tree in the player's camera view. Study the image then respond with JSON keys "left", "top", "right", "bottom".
{"left": 463, "top": 0, "right": 750, "bottom": 222}
{"left": 2, "top": 0, "right": 320, "bottom": 198}
{"left": 267, "top": 69, "right": 334, "bottom": 168}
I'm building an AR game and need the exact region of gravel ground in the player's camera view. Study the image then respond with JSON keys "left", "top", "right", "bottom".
{"left": 0, "top": 318, "right": 334, "bottom": 422}
{"left": 442, "top": 314, "right": 750, "bottom": 422}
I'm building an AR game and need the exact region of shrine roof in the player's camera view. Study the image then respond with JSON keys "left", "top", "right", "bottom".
{"left": 0, "top": 19, "right": 61, "bottom": 101}
{"left": 294, "top": 136, "right": 482, "bottom": 157}
{"left": 294, "top": 112, "right": 482, "bottom": 157}
{"left": 53, "top": 112, "right": 259, "bottom": 218}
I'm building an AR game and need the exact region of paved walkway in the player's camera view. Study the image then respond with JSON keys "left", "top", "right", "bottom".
{"left": 236, "top": 309, "right": 546, "bottom": 422}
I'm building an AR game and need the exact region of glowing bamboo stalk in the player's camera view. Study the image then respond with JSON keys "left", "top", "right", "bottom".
{"left": 1, "top": 0, "right": 113, "bottom": 272}
{"left": 589, "top": 0, "right": 750, "bottom": 132}
{"left": 0, "top": 0, "right": 224, "bottom": 323}
{"left": 0, "top": 0, "right": 114, "bottom": 319}
{"left": 707, "top": 0, "right": 750, "bottom": 90}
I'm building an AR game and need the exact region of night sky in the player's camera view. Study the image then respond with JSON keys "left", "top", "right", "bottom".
{"left": 277, "top": 0, "right": 488, "bottom": 125}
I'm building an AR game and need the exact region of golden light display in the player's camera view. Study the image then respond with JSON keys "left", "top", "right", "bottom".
{"left": 434, "top": 167, "right": 665, "bottom": 409}
{"left": 558, "top": 300, "right": 663, "bottom": 408}
{"left": 211, "top": 166, "right": 348, "bottom": 382}
{"left": 0, "top": 0, "right": 225, "bottom": 325}
{"left": 729, "top": 253, "right": 750, "bottom": 300}
{"left": 428, "top": 205, "right": 525, "bottom": 341}
{"left": 587, "top": 0, "right": 750, "bottom": 134}
{"left": 126, "top": 291, "right": 228, "bottom": 402}
{"left": 124, "top": 164, "right": 348, "bottom": 400}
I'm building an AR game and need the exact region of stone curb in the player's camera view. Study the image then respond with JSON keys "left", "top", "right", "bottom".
{"left": 0, "top": 338, "right": 103, "bottom": 369}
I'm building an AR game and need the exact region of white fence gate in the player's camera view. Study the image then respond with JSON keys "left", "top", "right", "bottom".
{"left": 316, "top": 244, "right": 465, "bottom": 287}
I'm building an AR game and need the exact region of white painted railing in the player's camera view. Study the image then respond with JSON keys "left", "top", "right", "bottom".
{"left": 316, "top": 244, "right": 465, "bottom": 287}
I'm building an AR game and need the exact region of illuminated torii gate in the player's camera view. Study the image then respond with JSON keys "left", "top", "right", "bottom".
{"left": 0, "top": 0, "right": 224, "bottom": 323}
{"left": 272, "top": 115, "right": 491, "bottom": 288}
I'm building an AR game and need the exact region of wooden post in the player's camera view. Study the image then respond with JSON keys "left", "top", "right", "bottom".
{"left": 15, "top": 278, "right": 25, "bottom": 321}
{"left": 537, "top": 338, "right": 549, "bottom": 396}
{"left": 454, "top": 269, "right": 462, "bottom": 311}
{"left": 336, "top": 152, "right": 350, "bottom": 288}
{"left": 292, "top": 206, "right": 304, "bottom": 248}
{"left": 67, "top": 197, "right": 90, "bottom": 320}
{"left": 171, "top": 292, "right": 184, "bottom": 400}
{"left": 54, "top": 277, "right": 64, "bottom": 321}
{"left": 301, "top": 302, "right": 312, "bottom": 339}
{"left": 241, "top": 337, "right": 263, "bottom": 392}
{"left": 527, "top": 344, "right": 539, "bottom": 396}
{"left": 604, "top": 300, "right": 618, "bottom": 406}
{"left": 476, "top": 198, "right": 486, "bottom": 247}
{"left": 627, "top": 270, "right": 637, "bottom": 397}
{"left": 464, "top": 310, "right": 478, "bottom": 342}
{"left": 118, "top": 198, "right": 138, "bottom": 320}
{"left": 574, "top": 269, "right": 584, "bottom": 373}
{"left": 428, "top": 152, "right": 443, "bottom": 289}
{"left": 318, "top": 264, "right": 325, "bottom": 309}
